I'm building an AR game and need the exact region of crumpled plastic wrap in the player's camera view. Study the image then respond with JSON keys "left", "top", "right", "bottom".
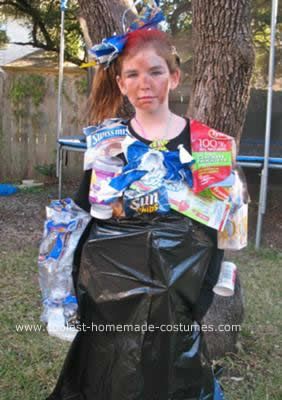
{"left": 47, "top": 213, "right": 225, "bottom": 400}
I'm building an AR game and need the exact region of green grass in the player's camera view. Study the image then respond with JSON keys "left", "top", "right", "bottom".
{"left": 0, "top": 248, "right": 69, "bottom": 399}
{"left": 219, "top": 246, "right": 282, "bottom": 400}
{"left": 0, "top": 246, "right": 281, "bottom": 399}
{"left": 18, "top": 186, "right": 45, "bottom": 194}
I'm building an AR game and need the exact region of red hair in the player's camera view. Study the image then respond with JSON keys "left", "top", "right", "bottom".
{"left": 88, "top": 29, "right": 179, "bottom": 124}
{"left": 121, "top": 29, "right": 179, "bottom": 73}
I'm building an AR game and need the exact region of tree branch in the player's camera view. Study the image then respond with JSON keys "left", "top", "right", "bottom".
{"left": 1, "top": 0, "right": 84, "bottom": 65}
{"left": 0, "top": 1, "right": 18, "bottom": 6}
{"left": 12, "top": 41, "right": 35, "bottom": 46}
{"left": 3, "top": 0, "right": 54, "bottom": 48}
{"left": 12, "top": 41, "right": 82, "bottom": 65}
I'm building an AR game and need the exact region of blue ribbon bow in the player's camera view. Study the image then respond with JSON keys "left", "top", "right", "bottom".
{"left": 89, "top": 6, "right": 165, "bottom": 67}
{"left": 109, "top": 140, "right": 194, "bottom": 192}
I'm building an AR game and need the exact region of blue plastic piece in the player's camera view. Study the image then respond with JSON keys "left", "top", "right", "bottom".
{"left": 60, "top": 0, "right": 68, "bottom": 11}
{"left": 63, "top": 295, "right": 77, "bottom": 305}
{"left": 58, "top": 135, "right": 86, "bottom": 149}
{"left": 213, "top": 379, "right": 225, "bottom": 399}
{"left": 199, "top": 378, "right": 225, "bottom": 400}
{"left": 0, "top": 183, "right": 18, "bottom": 196}
{"left": 110, "top": 140, "right": 194, "bottom": 193}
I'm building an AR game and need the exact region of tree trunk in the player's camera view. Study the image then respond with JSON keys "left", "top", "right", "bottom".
{"left": 77, "top": 0, "right": 136, "bottom": 45}
{"left": 202, "top": 274, "right": 245, "bottom": 360}
{"left": 77, "top": 0, "right": 136, "bottom": 117}
{"left": 188, "top": 1, "right": 255, "bottom": 359}
{"left": 188, "top": 0, "right": 255, "bottom": 146}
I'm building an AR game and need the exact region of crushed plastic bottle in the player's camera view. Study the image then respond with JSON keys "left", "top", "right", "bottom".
{"left": 38, "top": 198, "right": 91, "bottom": 331}
{"left": 63, "top": 295, "right": 78, "bottom": 325}
{"left": 47, "top": 305, "right": 78, "bottom": 342}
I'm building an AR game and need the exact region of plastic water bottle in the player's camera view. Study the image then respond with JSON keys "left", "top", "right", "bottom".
{"left": 89, "top": 155, "right": 124, "bottom": 219}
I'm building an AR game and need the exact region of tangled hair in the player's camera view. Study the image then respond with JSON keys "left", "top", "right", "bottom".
{"left": 87, "top": 29, "right": 180, "bottom": 125}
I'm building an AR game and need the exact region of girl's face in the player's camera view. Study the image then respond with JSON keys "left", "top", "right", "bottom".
{"left": 116, "top": 47, "right": 180, "bottom": 113}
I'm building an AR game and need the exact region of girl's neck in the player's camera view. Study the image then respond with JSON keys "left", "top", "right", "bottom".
{"left": 135, "top": 107, "right": 170, "bottom": 125}
{"left": 133, "top": 108, "right": 173, "bottom": 141}
{"left": 132, "top": 108, "right": 187, "bottom": 142}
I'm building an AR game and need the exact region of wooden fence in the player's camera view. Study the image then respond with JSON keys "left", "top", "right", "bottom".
{"left": 0, "top": 61, "right": 88, "bottom": 182}
{"left": 0, "top": 54, "right": 281, "bottom": 182}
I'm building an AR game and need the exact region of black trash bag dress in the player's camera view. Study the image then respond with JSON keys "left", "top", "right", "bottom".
{"left": 47, "top": 213, "right": 224, "bottom": 400}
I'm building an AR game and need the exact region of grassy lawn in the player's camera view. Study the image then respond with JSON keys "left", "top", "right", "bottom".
{"left": 221, "top": 247, "right": 282, "bottom": 399}
{"left": 0, "top": 245, "right": 281, "bottom": 399}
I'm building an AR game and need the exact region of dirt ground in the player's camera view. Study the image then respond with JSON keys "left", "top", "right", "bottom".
{"left": 0, "top": 182, "right": 76, "bottom": 252}
{"left": 0, "top": 172, "right": 281, "bottom": 252}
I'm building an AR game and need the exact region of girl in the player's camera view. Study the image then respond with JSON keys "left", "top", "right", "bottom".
{"left": 47, "top": 29, "right": 225, "bottom": 400}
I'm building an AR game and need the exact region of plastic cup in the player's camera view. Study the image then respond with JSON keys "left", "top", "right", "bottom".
{"left": 90, "top": 203, "right": 113, "bottom": 219}
{"left": 213, "top": 261, "right": 237, "bottom": 297}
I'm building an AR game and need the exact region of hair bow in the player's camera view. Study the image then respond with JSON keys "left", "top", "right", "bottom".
{"left": 109, "top": 140, "right": 194, "bottom": 193}
{"left": 84, "top": 4, "right": 165, "bottom": 69}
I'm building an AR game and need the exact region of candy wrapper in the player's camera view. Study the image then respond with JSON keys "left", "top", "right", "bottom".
{"left": 167, "top": 180, "right": 231, "bottom": 231}
{"left": 190, "top": 119, "right": 234, "bottom": 193}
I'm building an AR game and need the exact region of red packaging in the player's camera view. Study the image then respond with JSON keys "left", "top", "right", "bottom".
{"left": 190, "top": 119, "right": 233, "bottom": 193}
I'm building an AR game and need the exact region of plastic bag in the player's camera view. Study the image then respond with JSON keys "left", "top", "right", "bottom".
{"left": 110, "top": 138, "right": 194, "bottom": 193}
{"left": 47, "top": 213, "right": 224, "bottom": 399}
{"left": 0, "top": 183, "right": 18, "bottom": 196}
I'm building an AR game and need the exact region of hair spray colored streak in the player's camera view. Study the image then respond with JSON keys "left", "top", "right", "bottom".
{"left": 124, "top": 29, "right": 170, "bottom": 54}
{"left": 122, "top": 29, "right": 179, "bottom": 74}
